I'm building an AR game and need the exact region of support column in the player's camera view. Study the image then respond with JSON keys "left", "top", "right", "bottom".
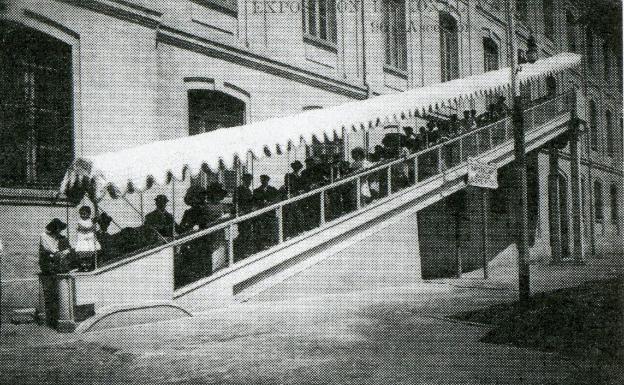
{"left": 548, "top": 143, "right": 562, "bottom": 263}
{"left": 481, "top": 188, "right": 489, "bottom": 279}
{"left": 569, "top": 116, "right": 585, "bottom": 264}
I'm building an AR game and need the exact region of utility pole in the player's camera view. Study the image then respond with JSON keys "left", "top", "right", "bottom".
{"left": 506, "top": 0, "right": 531, "bottom": 303}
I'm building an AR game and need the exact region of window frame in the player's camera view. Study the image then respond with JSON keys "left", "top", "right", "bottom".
{"left": 605, "top": 110, "right": 614, "bottom": 157}
{"left": 483, "top": 37, "right": 499, "bottom": 72}
{"left": 594, "top": 180, "right": 604, "bottom": 222}
{"left": 516, "top": 0, "right": 528, "bottom": 23}
{"left": 610, "top": 184, "right": 619, "bottom": 224}
{"left": 303, "top": 0, "right": 338, "bottom": 48}
{"left": 589, "top": 100, "right": 598, "bottom": 151}
{"left": 542, "top": 0, "right": 554, "bottom": 38}
{"left": 383, "top": 0, "right": 408, "bottom": 73}
{"left": 565, "top": 11, "right": 576, "bottom": 52}
{"left": 439, "top": 12, "right": 459, "bottom": 82}
{"left": 0, "top": 23, "right": 74, "bottom": 191}
{"left": 586, "top": 27, "right": 594, "bottom": 71}
{"left": 603, "top": 42, "right": 611, "bottom": 82}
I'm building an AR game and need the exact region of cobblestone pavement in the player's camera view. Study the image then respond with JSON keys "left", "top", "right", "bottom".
{"left": 1, "top": 253, "right": 621, "bottom": 385}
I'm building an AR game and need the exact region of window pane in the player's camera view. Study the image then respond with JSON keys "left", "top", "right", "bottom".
{"left": 319, "top": 0, "right": 327, "bottom": 40}
{"left": 327, "top": 0, "right": 337, "bottom": 43}
{"left": 307, "top": 0, "right": 317, "bottom": 36}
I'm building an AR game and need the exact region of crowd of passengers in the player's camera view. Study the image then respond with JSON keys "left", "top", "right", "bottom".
{"left": 39, "top": 97, "right": 513, "bottom": 277}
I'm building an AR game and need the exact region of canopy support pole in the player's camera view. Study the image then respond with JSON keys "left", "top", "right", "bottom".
{"left": 171, "top": 178, "right": 176, "bottom": 240}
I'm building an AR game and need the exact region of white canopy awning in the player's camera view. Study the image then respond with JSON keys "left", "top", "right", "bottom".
{"left": 61, "top": 53, "right": 581, "bottom": 199}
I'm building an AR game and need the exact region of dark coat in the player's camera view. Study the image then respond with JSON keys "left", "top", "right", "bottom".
{"left": 144, "top": 209, "right": 175, "bottom": 238}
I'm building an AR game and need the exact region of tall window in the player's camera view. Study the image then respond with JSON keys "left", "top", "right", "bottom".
{"left": 304, "top": 0, "right": 337, "bottom": 44}
{"left": 383, "top": 0, "right": 407, "bottom": 72}
{"left": 605, "top": 110, "right": 614, "bottom": 157}
{"left": 483, "top": 37, "right": 499, "bottom": 72}
{"left": 589, "top": 100, "right": 598, "bottom": 150}
{"left": 566, "top": 12, "right": 576, "bottom": 52}
{"left": 516, "top": 0, "right": 528, "bottom": 22}
{"left": 611, "top": 184, "right": 619, "bottom": 224}
{"left": 594, "top": 181, "right": 603, "bottom": 222}
{"left": 440, "top": 12, "right": 459, "bottom": 82}
{"left": 543, "top": 0, "right": 554, "bottom": 38}
{"left": 603, "top": 43, "right": 611, "bottom": 81}
{"left": 0, "top": 23, "right": 73, "bottom": 189}
{"left": 188, "top": 90, "right": 245, "bottom": 191}
{"left": 586, "top": 27, "right": 594, "bottom": 71}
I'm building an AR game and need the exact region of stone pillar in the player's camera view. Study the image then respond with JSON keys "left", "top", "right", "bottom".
{"left": 569, "top": 117, "right": 585, "bottom": 264}
{"left": 55, "top": 275, "right": 76, "bottom": 332}
{"left": 548, "top": 143, "right": 562, "bottom": 263}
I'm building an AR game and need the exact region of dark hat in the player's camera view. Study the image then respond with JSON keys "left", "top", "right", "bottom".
{"left": 98, "top": 212, "right": 113, "bottom": 227}
{"left": 184, "top": 185, "right": 206, "bottom": 206}
{"left": 290, "top": 160, "right": 303, "bottom": 170}
{"left": 242, "top": 173, "right": 253, "bottom": 181}
{"left": 46, "top": 218, "right": 67, "bottom": 232}
{"left": 206, "top": 182, "right": 228, "bottom": 201}
{"left": 155, "top": 194, "right": 168, "bottom": 203}
{"left": 259, "top": 174, "right": 270, "bottom": 181}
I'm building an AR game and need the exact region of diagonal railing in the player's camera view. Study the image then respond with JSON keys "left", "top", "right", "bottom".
{"left": 92, "top": 91, "right": 575, "bottom": 290}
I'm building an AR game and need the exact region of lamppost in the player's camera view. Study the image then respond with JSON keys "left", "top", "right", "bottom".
{"left": 506, "top": 0, "right": 538, "bottom": 303}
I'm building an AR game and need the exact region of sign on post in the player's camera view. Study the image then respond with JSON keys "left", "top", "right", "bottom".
{"left": 467, "top": 159, "right": 499, "bottom": 189}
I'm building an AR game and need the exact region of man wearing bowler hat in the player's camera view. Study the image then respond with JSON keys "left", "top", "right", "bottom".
{"left": 253, "top": 175, "right": 279, "bottom": 251}
{"left": 145, "top": 194, "right": 176, "bottom": 238}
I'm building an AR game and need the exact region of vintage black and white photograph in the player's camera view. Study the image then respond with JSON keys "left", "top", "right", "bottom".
{"left": 0, "top": 0, "right": 622, "bottom": 384}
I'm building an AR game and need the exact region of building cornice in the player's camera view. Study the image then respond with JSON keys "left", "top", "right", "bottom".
{"left": 157, "top": 27, "right": 368, "bottom": 100}
{"left": 55, "top": 0, "right": 162, "bottom": 28}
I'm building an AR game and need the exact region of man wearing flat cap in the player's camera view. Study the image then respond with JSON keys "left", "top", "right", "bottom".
{"left": 145, "top": 194, "right": 176, "bottom": 238}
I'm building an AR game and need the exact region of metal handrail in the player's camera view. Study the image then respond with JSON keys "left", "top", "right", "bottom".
{"left": 97, "top": 91, "right": 573, "bottom": 271}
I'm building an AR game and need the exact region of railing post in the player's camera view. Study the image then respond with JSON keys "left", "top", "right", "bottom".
{"left": 437, "top": 147, "right": 443, "bottom": 173}
{"left": 228, "top": 223, "right": 235, "bottom": 266}
{"left": 276, "top": 206, "right": 284, "bottom": 244}
{"left": 413, "top": 155, "right": 418, "bottom": 185}
{"left": 458, "top": 138, "right": 463, "bottom": 163}
{"left": 387, "top": 166, "right": 392, "bottom": 195}
{"left": 319, "top": 192, "right": 326, "bottom": 225}
{"left": 356, "top": 177, "right": 362, "bottom": 210}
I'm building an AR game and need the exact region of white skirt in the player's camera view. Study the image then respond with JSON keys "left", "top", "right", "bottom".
{"left": 75, "top": 232, "right": 101, "bottom": 252}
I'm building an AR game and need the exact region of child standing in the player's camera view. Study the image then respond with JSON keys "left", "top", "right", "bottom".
{"left": 75, "top": 206, "right": 101, "bottom": 271}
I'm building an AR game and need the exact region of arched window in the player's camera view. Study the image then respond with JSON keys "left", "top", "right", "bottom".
{"left": 304, "top": 0, "right": 337, "bottom": 44}
{"left": 0, "top": 22, "right": 74, "bottom": 189}
{"left": 603, "top": 42, "right": 611, "bottom": 81}
{"left": 543, "top": 0, "right": 554, "bottom": 38}
{"left": 483, "top": 37, "right": 499, "bottom": 72}
{"left": 566, "top": 11, "right": 576, "bottom": 52}
{"left": 586, "top": 27, "right": 594, "bottom": 71}
{"left": 589, "top": 100, "right": 598, "bottom": 150}
{"left": 383, "top": 0, "right": 407, "bottom": 71}
{"left": 611, "top": 184, "right": 619, "bottom": 224}
{"left": 594, "top": 181, "right": 603, "bottom": 222}
{"left": 605, "top": 110, "right": 614, "bottom": 157}
{"left": 439, "top": 12, "right": 459, "bottom": 82}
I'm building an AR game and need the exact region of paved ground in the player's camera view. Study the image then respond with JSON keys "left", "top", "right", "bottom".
{"left": 0, "top": 253, "right": 622, "bottom": 385}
